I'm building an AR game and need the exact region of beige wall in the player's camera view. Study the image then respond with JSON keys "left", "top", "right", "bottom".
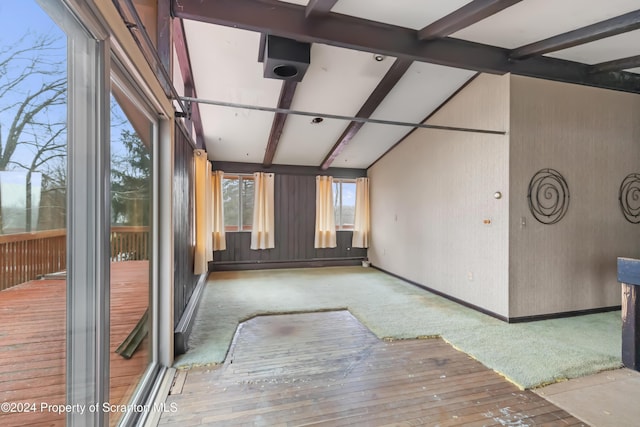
{"left": 368, "top": 74, "right": 511, "bottom": 317}
{"left": 369, "top": 73, "right": 640, "bottom": 319}
{"left": 509, "top": 76, "right": 640, "bottom": 317}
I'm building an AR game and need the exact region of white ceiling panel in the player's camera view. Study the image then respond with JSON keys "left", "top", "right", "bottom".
{"left": 272, "top": 116, "right": 351, "bottom": 166}
{"left": 332, "top": 0, "right": 472, "bottom": 30}
{"left": 452, "top": 0, "right": 640, "bottom": 49}
{"left": 330, "top": 122, "right": 399, "bottom": 169}
{"left": 333, "top": 62, "right": 475, "bottom": 168}
{"left": 370, "top": 62, "right": 475, "bottom": 122}
{"left": 202, "top": 105, "right": 275, "bottom": 163}
{"left": 273, "top": 44, "right": 395, "bottom": 165}
{"left": 546, "top": 29, "right": 640, "bottom": 65}
{"left": 184, "top": 21, "right": 282, "bottom": 107}
{"left": 184, "top": 21, "right": 282, "bottom": 162}
{"left": 289, "top": 44, "right": 394, "bottom": 113}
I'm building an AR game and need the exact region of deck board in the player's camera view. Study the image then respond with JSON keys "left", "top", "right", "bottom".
{"left": 160, "top": 310, "right": 587, "bottom": 426}
{"left": 0, "top": 261, "right": 149, "bottom": 427}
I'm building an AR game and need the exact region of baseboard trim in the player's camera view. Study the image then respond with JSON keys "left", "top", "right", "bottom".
{"left": 508, "top": 305, "right": 621, "bottom": 323}
{"left": 371, "top": 265, "right": 510, "bottom": 323}
{"left": 210, "top": 258, "right": 365, "bottom": 271}
{"left": 372, "top": 265, "right": 621, "bottom": 323}
{"left": 174, "top": 273, "right": 208, "bottom": 355}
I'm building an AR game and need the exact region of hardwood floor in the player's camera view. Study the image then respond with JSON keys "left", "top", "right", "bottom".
{"left": 160, "top": 311, "right": 586, "bottom": 426}
{"left": 0, "top": 261, "right": 149, "bottom": 427}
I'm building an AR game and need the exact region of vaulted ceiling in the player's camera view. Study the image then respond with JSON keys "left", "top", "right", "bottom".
{"left": 164, "top": 0, "right": 640, "bottom": 170}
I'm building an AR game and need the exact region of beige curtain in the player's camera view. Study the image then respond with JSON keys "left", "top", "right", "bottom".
{"left": 211, "top": 170, "right": 226, "bottom": 251}
{"left": 251, "top": 172, "right": 275, "bottom": 250}
{"left": 194, "top": 149, "right": 213, "bottom": 274}
{"left": 352, "top": 177, "right": 370, "bottom": 248}
{"left": 315, "top": 175, "right": 336, "bottom": 248}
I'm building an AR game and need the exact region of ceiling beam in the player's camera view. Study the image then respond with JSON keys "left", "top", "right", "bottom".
{"left": 510, "top": 9, "right": 640, "bottom": 60}
{"left": 157, "top": 0, "right": 172, "bottom": 94}
{"left": 258, "top": 33, "right": 266, "bottom": 63}
{"left": 173, "top": 18, "right": 205, "bottom": 148}
{"left": 418, "top": 0, "right": 522, "bottom": 41}
{"left": 171, "top": 0, "right": 640, "bottom": 94}
{"left": 172, "top": 0, "right": 506, "bottom": 73}
{"left": 589, "top": 55, "right": 640, "bottom": 74}
{"left": 261, "top": 0, "right": 335, "bottom": 166}
{"left": 305, "top": 0, "right": 339, "bottom": 18}
{"left": 320, "top": 58, "right": 413, "bottom": 170}
{"left": 263, "top": 81, "right": 298, "bottom": 167}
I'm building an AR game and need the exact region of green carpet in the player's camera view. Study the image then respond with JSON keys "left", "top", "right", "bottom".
{"left": 173, "top": 266, "right": 622, "bottom": 389}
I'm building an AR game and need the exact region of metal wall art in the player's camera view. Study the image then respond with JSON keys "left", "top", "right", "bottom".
{"left": 527, "top": 168, "right": 570, "bottom": 225}
{"left": 619, "top": 173, "right": 640, "bottom": 224}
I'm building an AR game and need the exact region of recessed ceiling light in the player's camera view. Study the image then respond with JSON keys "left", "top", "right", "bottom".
{"left": 311, "top": 117, "right": 324, "bottom": 124}
{"left": 373, "top": 54, "right": 385, "bottom": 62}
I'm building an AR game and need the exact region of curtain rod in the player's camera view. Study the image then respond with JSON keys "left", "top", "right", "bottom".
{"left": 179, "top": 96, "right": 506, "bottom": 136}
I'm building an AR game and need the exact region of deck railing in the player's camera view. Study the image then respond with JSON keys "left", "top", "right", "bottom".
{"left": 0, "top": 226, "right": 149, "bottom": 291}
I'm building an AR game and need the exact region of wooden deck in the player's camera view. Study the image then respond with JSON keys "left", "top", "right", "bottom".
{"left": 160, "top": 311, "right": 586, "bottom": 426}
{"left": 0, "top": 261, "right": 149, "bottom": 427}
{"left": 160, "top": 311, "right": 584, "bottom": 427}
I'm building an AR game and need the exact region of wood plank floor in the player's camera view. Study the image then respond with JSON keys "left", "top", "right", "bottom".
{"left": 160, "top": 311, "right": 587, "bottom": 426}
{"left": 0, "top": 261, "right": 149, "bottom": 427}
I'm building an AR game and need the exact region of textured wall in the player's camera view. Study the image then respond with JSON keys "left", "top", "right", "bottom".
{"left": 509, "top": 76, "right": 640, "bottom": 317}
{"left": 368, "top": 74, "right": 511, "bottom": 317}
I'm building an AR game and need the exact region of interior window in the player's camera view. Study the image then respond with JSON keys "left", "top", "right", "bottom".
{"left": 333, "top": 179, "right": 356, "bottom": 230}
{"left": 223, "top": 175, "right": 254, "bottom": 231}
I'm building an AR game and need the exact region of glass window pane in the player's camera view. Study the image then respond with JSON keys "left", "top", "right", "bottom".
{"left": 223, "top": 177, "right": 239, "bottom": 230}
{"left": 341, "top": 182, "right": 356, "bottom": 227}
{"left": 241, "top": 178, "right": 254, "bottom": 230}
{"left": 0, "top": 1, "right": 68, "bottom": 425}
{"left": 110, "top": 92, "right": 152, "bottom": 425}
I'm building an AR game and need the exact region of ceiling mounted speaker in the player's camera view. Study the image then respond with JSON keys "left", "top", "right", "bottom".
{"left": 262, "top": 35, "right": 310, "bottom": 82}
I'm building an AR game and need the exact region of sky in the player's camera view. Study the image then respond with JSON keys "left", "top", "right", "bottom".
{"left": 0, "top": 0, "right": 140, "bottom": 231}
{"left": 0, "top": 1, "right": 65, "bottom": 220}
{"left": 0, "top": 1, "right": 59, "bottom": 43}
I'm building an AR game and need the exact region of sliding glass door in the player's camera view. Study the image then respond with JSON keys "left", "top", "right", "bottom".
{"left": 0, "top": 1, "right": 164, "bottom": 426}
{"left": 109, "top": 73, "right": 157, "bottom": 426}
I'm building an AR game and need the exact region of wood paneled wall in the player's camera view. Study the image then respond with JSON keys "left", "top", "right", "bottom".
{"left": 173, "top": 124, "right": 199, "bottom": 327}
{"left": 212, "top": 171, "right": 367, "bottom": 269}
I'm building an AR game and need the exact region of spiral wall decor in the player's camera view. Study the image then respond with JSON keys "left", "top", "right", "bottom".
{"left": 527, "top": 168, "right": 570, "bottom": 225}
{"left": 619, "top": 173, "right": 640, "bottom": 224}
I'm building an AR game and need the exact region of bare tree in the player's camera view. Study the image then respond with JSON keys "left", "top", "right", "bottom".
{"left": 0, "top": 33, "right": 66, "bottom": 232}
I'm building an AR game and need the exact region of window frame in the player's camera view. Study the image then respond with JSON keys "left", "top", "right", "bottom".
{"left": 333, "top": 178, "right": 357, "bottom": 231}
{"left": 223, "top": 174, "right": 255, "bottom": 232}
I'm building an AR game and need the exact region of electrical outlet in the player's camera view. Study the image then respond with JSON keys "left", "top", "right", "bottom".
{"left": 467, "top": 272, "right": 473, "bottom": 281}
